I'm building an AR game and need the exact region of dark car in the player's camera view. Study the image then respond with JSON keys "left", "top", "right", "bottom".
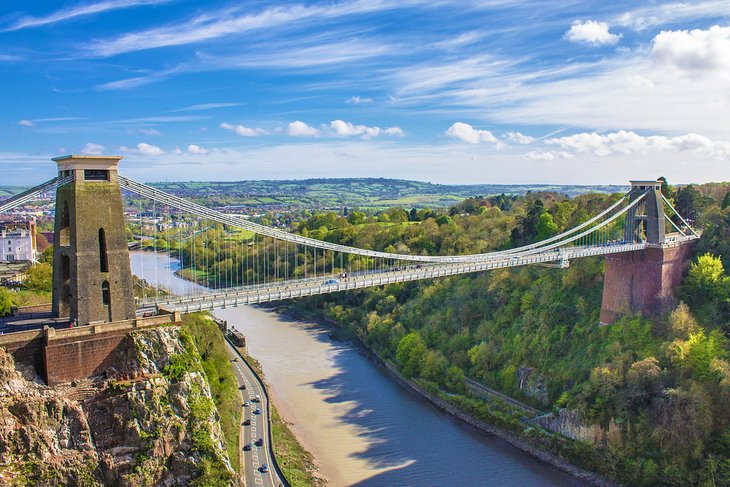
{"left": 239, "top": 384, "right": 246, "bottom": 390}
{"left": 242, "top": 419, "right": 251, "bottom": 426}
{"left": 253, "top": 408, "right": 261, "bottom": 415}
{"left": 260, "top": 464, "right": 269, "bottom": 473}
{"left": 255, "top": 438, "right": 264, "bottom": 447}
{"left": 243, "top": 443, "right": 252, "bottom": 451}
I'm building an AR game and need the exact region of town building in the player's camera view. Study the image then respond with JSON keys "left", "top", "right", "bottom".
{"left": 0, "top": 220, "right": 37, "bottom": 262}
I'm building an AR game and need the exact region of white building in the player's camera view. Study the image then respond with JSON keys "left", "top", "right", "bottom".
{"left": 0, "top": 221, "right": 37, "bottom": 262}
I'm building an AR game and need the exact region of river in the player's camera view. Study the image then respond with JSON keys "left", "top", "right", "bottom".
{"left": 131, "top": 251, "right": 583, "bottom": 487}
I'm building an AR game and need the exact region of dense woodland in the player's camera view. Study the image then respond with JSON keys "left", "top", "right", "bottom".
{"left": 296, "top": 182, "right": 730, "bottom": 487}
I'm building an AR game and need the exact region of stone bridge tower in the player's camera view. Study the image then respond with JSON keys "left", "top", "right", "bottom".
{"left": 51, "top": 155, "right": 135, "bottom": 325}
{"left": 600, "top": 180, "right": 693, "bottom": 324}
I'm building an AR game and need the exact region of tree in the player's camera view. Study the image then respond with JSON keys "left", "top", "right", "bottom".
{"left": 536, "top": 212, "right": 558, "bottom": 240}
{"left": 444, "top": 365, "right": 465, "bottom": 392}
{"left": 396, "top": 331, "right": 427, "bottom": 378}
{"left": 0, "top": 287, "right": 12, "bottom": 316}
{"left": 23, "top": 263, "right": 52, "bottom": 293}
{"left": 347, "top": 211, "right": 366, "bottom": 225}
{"left": 722, "top": 190, "right": 730, "bottom": 210}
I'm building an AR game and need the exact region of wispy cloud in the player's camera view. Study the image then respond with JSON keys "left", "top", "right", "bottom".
{"left": 170, "top": 102, "right": 244, "bottom": 112}
{"left": 615, "top": 1, "right": 730, "bottom": 31}
{"left": 346, "top": 96, "right": 373, "bottom": 104}
{"left": 18, "top": 120, "right": 35, "bottom": 128}
{"left": 95, "top": 65, "right": 185, "bottom": 91}
{"left": 4, "top": 0, "right": 172, "bottom": 32}
{"left": 0, "top": 54, "right": 22, "bottom": 62}
{"left": 84, "top": 1, "right": 416, "bottom": 57}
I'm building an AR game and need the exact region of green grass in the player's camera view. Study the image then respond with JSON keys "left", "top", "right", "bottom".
{"left": 181, "top": 313, "right": 241, "bottom": 475}
{"left": 271, "top": 405, "right": 321, "bottom": 486}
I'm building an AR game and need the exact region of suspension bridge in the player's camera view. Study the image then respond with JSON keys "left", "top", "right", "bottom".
{"left": 1, "top": 155, "right": 698, "bottom": 323}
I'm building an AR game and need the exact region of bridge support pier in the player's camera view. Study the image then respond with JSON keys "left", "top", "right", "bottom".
{"left": 600, "top": 243, "right": 694, "bottom": 324}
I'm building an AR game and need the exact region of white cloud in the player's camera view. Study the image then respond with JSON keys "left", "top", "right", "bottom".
{"left": 384, "top": 127, "right": 405, "bottom": 137}
{"left": 187, "top": 144, "right": 208, "bottom": 155}
{"left": 18, "top": 119, "right": 35, "bottom": 127}
{"left": 139, "top": 128, "right": 161, "bottom": 136}
{"left": 329, "top": 120, "right": 404, "bottom": 139}
{"left": 85, "top": 2, "right": 407, "bottom": 57}
{"left": 220, "top": 122, "right": 265, "bottom": 137}
{"left": 346, "top": 96, "right": 373, "bottom": 104}
{"left": 505, "top": 131, "right": 535, "bottom": 144}
{"left": 287, "top": 121, "right": 319, "bottom": 137}
{"left": 4, "top": 0, "right": 171, "bottom": 32}
{"left": 546, "top": 130, "right": 730, "bottom": 159}
{"left": 0, "top": 54, "right": 21, "bottom": 61}
{"left": 651, "top": 25, "right": 730, "bottom": 75}
{"left": 171, "top": 102, "right": 243, "bottom": 112}
{"left": 433, "top": 31, "right": 485, "bottom": 51}
{"left": 120, "top": 142, "right": 165, "bottom": 156}
{"left": 525, "top": 150, "right": 574, "bottom": 160}
{"left": 565, "top": 20, "right": 621, "bottom": 46}
{"left": 445, "top": 122, "right": 499, "bottom": 144}
{"left": 81, "top": 142, "right": 105, "bottom": 155}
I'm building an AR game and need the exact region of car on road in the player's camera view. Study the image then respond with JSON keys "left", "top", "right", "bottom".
{"left": 260, "top": 464, "right": 269, "bottom": 473}
{"left": 253, "top": 394, "right": 261, "bottom": 402}
{"left": 242, "top": 419, "right": 251, "bottom": 426}
{"left": 243, "top": 401, "right": 250, "bottom": 407}
{"left": 255, "top": 438, "right": 264, "bottom": 447}
{"left": 243, "top": 443, "right": 252, "bottom": 451}
{"left": 323, "top": 279, "right": 338, "bottom": 285}
{"left": 239, "top": 384, "right": 246, "bottom": 390}
{"left": 253, "top": 408, "right": 261, "bottom": 415}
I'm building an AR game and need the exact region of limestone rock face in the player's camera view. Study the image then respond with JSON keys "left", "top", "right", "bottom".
{"left": 0, "top": 326, "right": 239, "bottom": 486}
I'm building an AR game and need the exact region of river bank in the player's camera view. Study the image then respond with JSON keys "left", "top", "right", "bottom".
{"left": 277, "top": 302, "right": 616, "bottom": 487}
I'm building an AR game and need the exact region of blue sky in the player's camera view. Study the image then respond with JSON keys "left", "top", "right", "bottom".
{"left": 2, "top": 0, "right": 730, "bottom": 185}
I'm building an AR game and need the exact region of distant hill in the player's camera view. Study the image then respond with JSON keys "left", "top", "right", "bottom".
{"left": 1, "top": 178, "right": 627, "bottom": 210}
{"left": 148, "top": 178, "right": 627, "bottom": 210}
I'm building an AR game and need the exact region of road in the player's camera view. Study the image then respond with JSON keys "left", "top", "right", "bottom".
{"left": 223, "top": 337, "right": 285, "bottom": 487}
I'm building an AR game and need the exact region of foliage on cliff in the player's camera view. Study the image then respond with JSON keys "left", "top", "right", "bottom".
{"left": 179, "top": 313, "right": 241, "bottom": 473}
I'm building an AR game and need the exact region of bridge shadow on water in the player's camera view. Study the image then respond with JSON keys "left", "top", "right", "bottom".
{"left": 271, "top": 311, "right": 582, "bottom": 487}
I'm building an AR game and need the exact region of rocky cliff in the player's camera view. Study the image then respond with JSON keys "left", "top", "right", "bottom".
{"left": 0, "top": 326, "right": 241, "bottom": 486}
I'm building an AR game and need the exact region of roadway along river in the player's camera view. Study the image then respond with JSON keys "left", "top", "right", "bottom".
{"left": 131, "top": 251, "right": 584, "bottom": 487}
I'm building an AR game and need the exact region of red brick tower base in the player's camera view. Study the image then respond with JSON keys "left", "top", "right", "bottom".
{"left": 600, "top": 243, "right": 694, "bottom": 324}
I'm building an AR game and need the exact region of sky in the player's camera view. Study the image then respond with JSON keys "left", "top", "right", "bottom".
{"left": 1, "top": 0, "right": 729, "bottom": 186}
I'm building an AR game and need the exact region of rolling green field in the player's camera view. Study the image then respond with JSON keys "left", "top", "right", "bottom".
{"left": 147, "top": 178, "right": 626, "bottom": 210}
{"left": 3, "top": 178, "right": 627, "bottom": 211}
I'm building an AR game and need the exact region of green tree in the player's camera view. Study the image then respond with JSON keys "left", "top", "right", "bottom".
{"left": 722, "top": 190, "right": 730, "bottom": 210}
{"left": 535, "top": 212, "right": 558, "bottom": 240}
{"left": 0, "top": 287, "right": 13, "bottom": 316}
{"left": 23, "top": 263, "right": 52, "bottom": 293}
{"left": 444, "top": 365, "right": 465, "bottom": 392}
{"left": 396, "top": 331, "right": 427, "bottom": 378}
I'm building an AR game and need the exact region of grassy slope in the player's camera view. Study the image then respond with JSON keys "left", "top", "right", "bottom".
{"left": 180, "top": 313, "right": 240, "bottom": 474}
